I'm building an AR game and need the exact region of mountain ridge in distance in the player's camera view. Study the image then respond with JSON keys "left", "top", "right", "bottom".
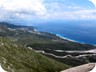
{"left": 0, "top": 22, "right": 96, "bottom": 71}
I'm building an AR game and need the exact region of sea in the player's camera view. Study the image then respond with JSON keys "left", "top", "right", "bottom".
{"left": 32, "top": 20, "right": 96, "bottom": 45}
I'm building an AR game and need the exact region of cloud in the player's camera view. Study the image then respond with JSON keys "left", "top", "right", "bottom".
{"left": 43, "top": 9, "right": 96, "bottom": 20}
{"left": 0, "top": 0, "right": 96, "bottom": 23}
{"left": 42, "top": 0, "right": 96, "bottom": 20}
{"left": 0, "top": 0, "right": 46, "bottom": 19}
{"left": 0, "top": 0, "right": 46, "bottom": 15}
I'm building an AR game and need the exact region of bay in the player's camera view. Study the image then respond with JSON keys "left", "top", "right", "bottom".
{"left": 33, "top": 20, "right": 96, "bottom": 45}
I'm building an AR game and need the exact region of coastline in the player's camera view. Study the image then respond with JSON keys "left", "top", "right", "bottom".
{"left": 55, "top": 34, "right": 96, "bottom": 46}
{"left": 34, "top": 28, "right": 95, "bottom": 46}
{"left": 56, "top": 34, "right": 88, "bottom": 45}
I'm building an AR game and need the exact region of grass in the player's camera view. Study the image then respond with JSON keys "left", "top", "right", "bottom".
{"left": 0, "top": 37, "right": 70, "bottom": 72}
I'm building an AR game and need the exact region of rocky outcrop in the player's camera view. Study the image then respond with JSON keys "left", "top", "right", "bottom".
{"left": 61, "top": 63, "right": 95, "bottom": 72}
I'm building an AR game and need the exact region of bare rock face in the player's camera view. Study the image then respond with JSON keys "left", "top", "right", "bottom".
{"left": 61, "top": 63, "right": 95, "bottom": 72}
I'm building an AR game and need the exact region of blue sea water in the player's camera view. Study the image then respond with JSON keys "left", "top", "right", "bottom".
{"left": 33, "top": 20, "right": 96, "bottom": 45}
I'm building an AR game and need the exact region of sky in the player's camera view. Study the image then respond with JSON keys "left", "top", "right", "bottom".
{"left": 0, "top": 0, "right": 96, "bottom": 25}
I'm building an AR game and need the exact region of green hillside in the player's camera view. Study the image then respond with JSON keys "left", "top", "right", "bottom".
{"left": 0, "top": 37, "right": 70, "bottom": 72}
{"left": 0, "top": 22, "right": 96, "bottom": 71}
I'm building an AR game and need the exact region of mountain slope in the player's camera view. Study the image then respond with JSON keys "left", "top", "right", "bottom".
{"left": 0, "top": 37, "right": 69, "bottom": 72}
{"left": 0, "top": 22, "right": 96, "bottom": 68}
